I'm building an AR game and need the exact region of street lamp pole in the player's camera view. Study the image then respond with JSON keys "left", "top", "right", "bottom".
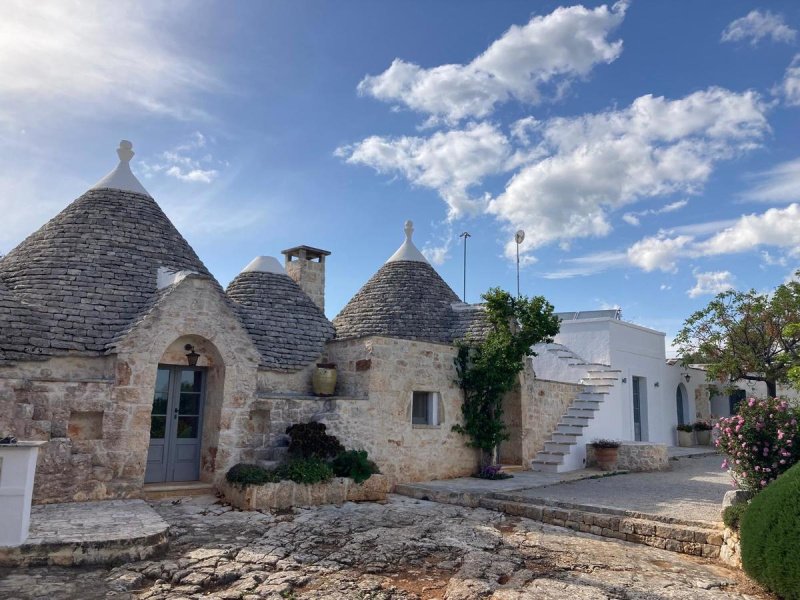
{"left": 514, "top": 230, "right": 525, "bottom": 298}
{"left": 459, "top": 231, "right": 471, "bottom": 303}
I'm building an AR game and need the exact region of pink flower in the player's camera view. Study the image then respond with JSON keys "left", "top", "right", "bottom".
{"left": 761, "top": 480, "right": 768, "bottom": 487}
{"left": 749, "top": 398, "right": 756, "bottom": 407}
{"left": 721, "top": 459, "right": 729, "bottom": 469}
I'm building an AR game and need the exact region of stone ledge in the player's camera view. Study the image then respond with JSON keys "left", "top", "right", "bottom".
{"left": 586, "top": 442, "right": 669, "bottom": 472}
{"left": 255, "top": 392, "right": 369, "bottom": 402}
{"left": 220, "top": 474, "right": 390, "bottom": 511}
{"left": 0, "top": 499, "right": 168, "bottom": 567}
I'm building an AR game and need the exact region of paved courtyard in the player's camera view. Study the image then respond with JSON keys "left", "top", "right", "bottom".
{"left": 0, "top": 493, "right": 768, "bottom": 600}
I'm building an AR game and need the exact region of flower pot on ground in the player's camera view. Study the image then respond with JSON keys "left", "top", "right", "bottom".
{"left": 591, "top": 439, "right": 620, "bottom": 471}
{"left": 677, "top": 424, "right": 695, "bottom": 447}
{"left": 312, "top": 363, "right": 337, "bottom": 396}
{"left": 693, "top": 420, "right": 712, "bottom": 445}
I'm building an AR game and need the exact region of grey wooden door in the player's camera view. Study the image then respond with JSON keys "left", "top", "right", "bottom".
{"left": 145, "top": 366, "right": 205, "bottom": 483}
{"left": 632, "top": 376, "right": 643, "bottom": 441}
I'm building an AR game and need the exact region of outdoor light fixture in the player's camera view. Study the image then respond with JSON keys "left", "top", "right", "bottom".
{"left": 621, "top": 377, "right": 627, "bottom": 383}
{"left": 654, "top": 381, "right": 660, "bottom": 388}
{"left": 515, "top": 230, "right": 525, "bottom": 298}
{"left": 683, "top": 373, "right": 691, "bottom": 383}
{"left": 185, "top": 344, "right": 200, "bottom": 367}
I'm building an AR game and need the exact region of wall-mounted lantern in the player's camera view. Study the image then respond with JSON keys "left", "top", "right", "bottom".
{"left": 185, "top": 344, "right": 200, "bottom": 367}
{"left": 621, "top": 377, "right": 627, "bottom": 383}
{"left": 683, "top": 373, "right": 691, "bottom": 383}
{"left": 654, "top": 381, "right": 660, "bottom": 388}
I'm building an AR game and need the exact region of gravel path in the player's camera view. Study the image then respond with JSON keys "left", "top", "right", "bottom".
{"left": 515, "top": 455, "right": 730, "bottom": 523}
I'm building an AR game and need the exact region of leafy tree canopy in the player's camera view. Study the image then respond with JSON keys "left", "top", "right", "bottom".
{"left": 453, "top": 288, "right": 560, "bottom": 463}
{"left": 675, "top": 278, "right": 800, "bottom": 397}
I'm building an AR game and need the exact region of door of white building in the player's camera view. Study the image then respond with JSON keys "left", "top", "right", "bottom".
{"left": 632, "top": 376, "right": 643, "bottom": 441}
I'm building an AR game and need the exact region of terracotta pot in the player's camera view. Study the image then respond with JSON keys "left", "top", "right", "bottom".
{"left": 594, "top": 446, "right": 619, "bottom": 471}
{"left": 677, "top": 430, "right": 695, "bottom": 447}
{"left": 312, "top": 364, "right": 337, "bottom": 396}
{"left": 695, "top": 430, "right": 712, "bottom": 446}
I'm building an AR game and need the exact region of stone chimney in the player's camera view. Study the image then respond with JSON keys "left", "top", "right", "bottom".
{"left": 281, "top": 245, "right": 330, "bottom": 313}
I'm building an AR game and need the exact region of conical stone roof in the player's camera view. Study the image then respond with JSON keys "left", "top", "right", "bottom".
{"left": 0, "top": 142, "right": 214, "bottom": 358}
{"left": 333, "top": 221, "right": 468, "bottom": 343}
{"left": 227, "top": 257, "right": 335, "bottom": 371}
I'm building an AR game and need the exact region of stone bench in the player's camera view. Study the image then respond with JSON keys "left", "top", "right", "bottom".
{"left": 586, "top": 442, "right": 669, "bottom": 472}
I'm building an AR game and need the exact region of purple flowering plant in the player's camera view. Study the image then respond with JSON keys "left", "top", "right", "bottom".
{"left": 715, "top": 397, "right": 800, "bottom": 490}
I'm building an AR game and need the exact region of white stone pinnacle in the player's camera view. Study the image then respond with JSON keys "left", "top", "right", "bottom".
{"left": 386, "top": 220, "right": 428, "bottom": 263}
{"left": 241, "top": 256, "right": 286, "bottom": 274}
{"left": 90, "top": 140, "right": 151, "bottom": 196}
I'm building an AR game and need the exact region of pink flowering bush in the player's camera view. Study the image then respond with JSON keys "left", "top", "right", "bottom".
{"left": 715, "top": 397, "right": 800, "bottom": 491}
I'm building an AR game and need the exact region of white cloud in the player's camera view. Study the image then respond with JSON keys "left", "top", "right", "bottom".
{"left": 336, "top": 122, "right": 515, "bottom": 217}
{"left": 627, "top": 234, "right": 694, "bottom": 273}
{"left": 140, "top": 132, "right": 222, "bottom": 185}
{"left": 742, "top": 157, "right": 800, "bottom": 203}
{"left": 696, "top": 204, "right": 800, "bottom": 255}
{"left": 358, "top": 2, "right": 627, "bottom": 123}
{"left": 489, "top": 88, "right": 768, "bottom": 258}
{"left": 660, "top": 284, "right": 672, "bottom": 291}
{"left": 777, "top": 55, "right": 800, "bottom": 107}
{"left": 541, "top": 250, "right": 627, "bottom": 279}
{"left": 622, "top": 199, "right": 688, "bottom": 226}
{"left": 0, "top": 2, "right": 219, "bottom": 128}
{"left": 688, "top": 271, "right": 734, "bottom": 298}
{"left": 721, "top": 10, "right": 797, "bottom": 46}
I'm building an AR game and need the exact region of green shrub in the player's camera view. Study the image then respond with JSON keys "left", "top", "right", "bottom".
{"left": 274, "top": 457, "right": 334, "bottom": 484}
{"left": 722, "top": 503, "right": 748, "bottom": 530}
{"left": 740, "top": 462, "right": 800, "bottom": 599}
{"left": 331, "top": 450, "right": 379, "bottom": 483}
{"left": 285, "top": 422, "right": 344, "bottom": 460}
{"left": 226, "top": 463, "right": 279, "bottom": 487}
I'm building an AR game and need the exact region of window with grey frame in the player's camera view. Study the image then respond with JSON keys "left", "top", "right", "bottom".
{"left": 412, "top": 391, "right": 440, "bottom": 426}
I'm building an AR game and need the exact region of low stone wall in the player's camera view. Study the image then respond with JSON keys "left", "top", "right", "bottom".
{"left": 220, "top": 474, "right": 389, "bottom": 511}
{"left": 720, "top": 527, "right": 741, "bottom": 568}
{"left": 586, "top": 442, "right": 669, "bottom": 472}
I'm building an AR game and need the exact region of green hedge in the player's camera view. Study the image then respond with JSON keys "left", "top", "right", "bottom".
{"left": 740, "top": 462, "right": 800, "bottom": 599}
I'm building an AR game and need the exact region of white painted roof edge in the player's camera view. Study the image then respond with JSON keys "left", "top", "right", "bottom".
{"left": 241, "top": 256, "right": 286, "bottom": 274}
{"left": 156, "top": 266, "right": 197, "bottom": 290}
{"left": 90, "top": 140, "right": 151, "bottom": 196}
{"left": 386, "top": 220, "right": 428, "bottom": 263}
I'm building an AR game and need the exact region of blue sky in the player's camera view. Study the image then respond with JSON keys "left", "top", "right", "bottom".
{"left": 2, "top": 1, "right": 800, "bottom": 351}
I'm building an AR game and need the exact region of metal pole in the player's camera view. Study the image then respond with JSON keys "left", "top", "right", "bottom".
{"left": 516, "top": 243, "right": 520, "bottom": 298}
{"left": 514, "top": 230, "right": 525, "bottom": 298}
{"left": 459, "top": 232, "right": 471, "bottom": 303}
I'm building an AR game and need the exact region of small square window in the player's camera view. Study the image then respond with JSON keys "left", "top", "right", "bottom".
{"left": 412, "top": 391, "right": 439, "bottom": 426}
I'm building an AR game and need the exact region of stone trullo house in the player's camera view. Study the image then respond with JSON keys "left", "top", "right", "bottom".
{"left": 1, "top": 141, "right": 704, "bottom": 505}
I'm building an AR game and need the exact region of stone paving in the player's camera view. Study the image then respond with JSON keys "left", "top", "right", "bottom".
{"left": 0, "top": 494, "right": 770, "bottom": 599}
{"left": 0, "top": 500, "right": 169, "bottom": 567}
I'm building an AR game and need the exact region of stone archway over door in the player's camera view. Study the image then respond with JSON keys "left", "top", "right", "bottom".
{"left": 145, "top": 365, "right": 206, "bottom": 483}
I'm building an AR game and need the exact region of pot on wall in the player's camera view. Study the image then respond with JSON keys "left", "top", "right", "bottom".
{"left": 312, "top": 363, "right": 337, "bottom": 397}
{"left": 695, "top": 430, "right": 712, "bottom": 446}
{"left": 594, "top": 447, "right": 619, "bottom": 471}
{"left": 677, "top": 429, "right": 695, "bottom": 447}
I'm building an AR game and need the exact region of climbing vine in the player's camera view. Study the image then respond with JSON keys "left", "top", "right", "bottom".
{"left": 452, "top": 288, "right": 560, "bottom": 466}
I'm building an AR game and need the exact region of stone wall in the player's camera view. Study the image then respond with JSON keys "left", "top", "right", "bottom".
{"left": 586, "top": 442, "right": 669, "bottom": 472}
{"left": 520, "top": 376, "right": 584, "bottom": 466}
{"left": 325, "top": 337, "right": 479, "bottom": 483}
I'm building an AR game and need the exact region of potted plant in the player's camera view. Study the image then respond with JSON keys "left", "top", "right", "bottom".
{"left": 312, "top": 363, "right": 337, "bottom": 396}
{"left": 693, "top": 420, "right": 713, "bottom": 445}
{"left": 677, "top": 423, "right": 694, "bottom": 447}
{"left": 590, "top": 439, "right": 620, "bottom": 471}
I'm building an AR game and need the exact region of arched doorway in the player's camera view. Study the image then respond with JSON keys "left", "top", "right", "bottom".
{"left": 676, "top": 384, "right": 689, "bottom": 426}
{"left": 145, "top": 335, "right": 226, "bottom": 484}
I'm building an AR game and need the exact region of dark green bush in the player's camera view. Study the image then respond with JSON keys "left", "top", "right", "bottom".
{"left": 274, "top": 457, "right": 334, "bottom": 484}
{"left": 226, "top": 463, "right": 279, "bottom": 487}
{"left": 740, "top": 462, "right": 800, "bottom": 599}
{"left": 285, "top": 422, "right": 344, "bottom": 459}
{"left": 331, "top": 450, "right": 379, "bottom": 483}
{"left": 722, "top": 503, "right": 748, "bottom": 530}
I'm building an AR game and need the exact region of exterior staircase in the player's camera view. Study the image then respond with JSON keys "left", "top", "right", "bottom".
{"left": 531, "top": 344, "right": 621, "bottom": 473}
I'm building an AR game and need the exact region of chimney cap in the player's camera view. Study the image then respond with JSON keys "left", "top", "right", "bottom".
{"left": 281, "top": 245, "right": 331, "bottom": 260}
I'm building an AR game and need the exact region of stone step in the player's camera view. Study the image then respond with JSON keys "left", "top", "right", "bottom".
{"left": 530, "top": 460, "right": 561, "bottom": 473}
{"left": 544, "top": 441, "right": 574, "bottom": 453}
{"left": 500, "top": 464, "right": 525, "bottom": 473}
{"left": 560, "top": 415, "right": 592, "bottom": 425}
{"left": 556, "top": 423, "right": 587, "bottom": 435}
{"left": 550, "top": 432, "right": 581, "bottom": 444}
{"left": 572, "top": 400, "right": 602, "bottom": 410}
{"left": 142, "top": 482, "right": 217, "bottom": 500}
{"left": 576, "top": 391, "right": 607, "bottom": 401}
{"left": 566, "top": 406, "right": 597, "bottom": 417}
{"left": 582, "top": 375, "right": 618, "bottom": 384}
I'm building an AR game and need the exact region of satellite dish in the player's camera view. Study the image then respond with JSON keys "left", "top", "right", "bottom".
{"left": 515, "top": 230, "right": 525, "bottom": 244}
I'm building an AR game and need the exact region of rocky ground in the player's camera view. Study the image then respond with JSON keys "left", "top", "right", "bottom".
{"left": 0, "top": 495, "right": 770, "bottom": 600}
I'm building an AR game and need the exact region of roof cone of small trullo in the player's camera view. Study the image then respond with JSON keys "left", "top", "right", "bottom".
{"left": 227, "top": 256, "right": 335, "bottom": 371}
{"left": 333, "top": 221, "right": 462, "bottom": 343}
{"left": 0, "top": 141, "right": 215, "bottom": 359}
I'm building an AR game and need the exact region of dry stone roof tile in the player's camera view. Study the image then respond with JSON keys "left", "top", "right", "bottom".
{"left": 226, "top": 271, "right": 334, "bottom": 371}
